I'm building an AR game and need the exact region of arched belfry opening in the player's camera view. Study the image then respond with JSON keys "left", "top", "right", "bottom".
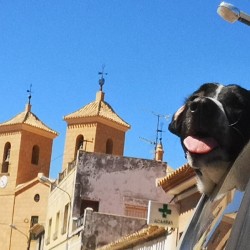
{"left": 31, "top": 145, "right": 40, "bottom": 165}
{"left": 2, "top": 142, "right": 11, "bottom": 173}
{"left": 106, "top": 139, "right": 113, "bottom": 154}
{"left": 62, "top": 68, "right": 130, "bottom": 170}
{"left": 0, "top": 85, "right": 58, "bottom": 184}
{"left": 75, "top": 135, "right": 84, "bottom": 159}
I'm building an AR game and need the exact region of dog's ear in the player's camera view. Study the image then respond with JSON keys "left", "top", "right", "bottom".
{"left": 168, "top": 105, "right": 185, "bottom": 136}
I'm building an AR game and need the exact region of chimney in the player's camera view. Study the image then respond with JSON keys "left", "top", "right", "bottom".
{"left": 155, "top": 142, "right": 164, "bottom": 162}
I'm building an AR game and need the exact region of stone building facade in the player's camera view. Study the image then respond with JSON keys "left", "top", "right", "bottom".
{"left": 44, "top": 150, "right": 170, "bottom": 250}
{"left": 0, "top": 103, "right": 57, "bottom": 250}
{"left": 0, "top": 77, "right": 170, "bottom": 250}
{"left": 43, "top": 80, "right": 170, "bottom": 249}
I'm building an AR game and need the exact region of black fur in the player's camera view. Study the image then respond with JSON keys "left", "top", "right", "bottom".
{"left": 169, "top": 83, "right": 250, "bottom": 195}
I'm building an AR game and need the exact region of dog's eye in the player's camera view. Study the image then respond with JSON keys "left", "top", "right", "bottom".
{"left": 224, "top": 106, "right": 243, "bottom": 126}
{"left": 189, "top": 95, "right": 199, "bottom": 102}
{"left": 224, "top": 100, "right": 245, "bottom": 112}
{"left": 222, "top": 92, "right": 246, "bottom": 111}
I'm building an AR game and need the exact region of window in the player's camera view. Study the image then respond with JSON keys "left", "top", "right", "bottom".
{"left": 30, "top": 216, "right": 39, "bottom": 240}
{"left": 80, "top": 199, "right": 99, "bottom": 216}
{"left": 2, "top": 142, "right": 11, "bottom": 173}
{"left": 62, "top": 203, "right": 69, "bottom": 235}
{"left": 123, "top": 197, "right": 148, "bottom": 219}
{"left": 31, "top": 215, "right": 39, "bottom": 226}
{"left": 106, "top": 139, "right": 113, "bottom": 154}
{"left": 53, "top": 212, "right": 60, "bottom": 240}
{"left": 75, "top": 135, "right": 84, "bottom": 159}
{"left": 31, "top": 145, "right": 39, "bottom": 165}
{"left": 124, "top": 204, "right": 147, "bottom": 219}
{"left": 46, "top": 218, "right": 52, "bottom": 245}
{"left": 34, "top": 194, "right": 40, "bottom": 202}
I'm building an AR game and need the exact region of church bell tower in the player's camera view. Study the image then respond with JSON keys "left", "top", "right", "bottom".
{"left": 0, "top": 91, "right": 58, "bottom": 190}
{"left": 62, "top": 70, "right": 130, "bottom": 170}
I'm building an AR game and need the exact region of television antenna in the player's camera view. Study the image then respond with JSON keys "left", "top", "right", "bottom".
{"left": 152, "top": 111, "right": 170, "bottom": 153}
{"left": 140, "top": 111, "right": 170, "bottom": 159}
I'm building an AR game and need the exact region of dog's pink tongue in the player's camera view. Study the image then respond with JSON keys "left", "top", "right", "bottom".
{"left": 183, "top": 136, "right": 218, "bottom": 154}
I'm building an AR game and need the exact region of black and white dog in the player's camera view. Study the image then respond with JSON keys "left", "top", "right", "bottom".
{"left": 169, "top": 83, "right": 250, "bottom": 196}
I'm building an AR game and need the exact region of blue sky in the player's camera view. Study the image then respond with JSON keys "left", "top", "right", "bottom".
{"left": 0, "top": 0, "right": 250, "bottom": 182}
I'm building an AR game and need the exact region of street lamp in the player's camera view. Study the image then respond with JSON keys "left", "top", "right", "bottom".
{"left": 217, "top": 2, "right": 250, "bottom": 26}
{"left": 10, "top": 224, "right": 30, "bottom": 250}
{"left": 38, "top": 173, "right": 72, "bottom": 250}
{"left": 38, "top": 174, "right": 71, "bottom": 201}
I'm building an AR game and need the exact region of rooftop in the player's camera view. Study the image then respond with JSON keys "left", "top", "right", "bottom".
{"left": 0, "top": 104, "right": 58, "bottom": 136}
{"left": 97, "top": 225, "right": 167, "bottom": 250}
{"left": 157, "top": 163, "right": 196, "bottom": 194}
{"left": 64, "top": 91, "right": 130, "bottom": 129}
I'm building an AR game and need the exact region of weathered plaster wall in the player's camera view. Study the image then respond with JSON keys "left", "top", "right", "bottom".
{"left": 73, "top": 151, "right": 170, "bottom": 217}
{"left": 81, "top": 209, "right": 147, "bottom": 249}
{"left": 12, "top": 182, "right": 49, "bottom": 250}
{"left": 44, "top": 168, "right": 76, "bottom": 250}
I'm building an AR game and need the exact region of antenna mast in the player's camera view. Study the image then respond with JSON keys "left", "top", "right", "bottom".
{"left": 140, "top": 111, "right": 169, "bottom": 160}
{"left": 152, "top": 112, "right": 167, "bottom": 155}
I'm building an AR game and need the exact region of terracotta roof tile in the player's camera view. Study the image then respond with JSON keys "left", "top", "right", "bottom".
{"left": 157, "top": 163, "right": 196, "bottom": 193}
{"left": 97, "top": 226, "right": 167, "bottom": 250}
{"left": 0, "top": 104, "right": 58, "bottom": 136}
{"left": 64, "top": 92, "right": 130, "bottom": 129}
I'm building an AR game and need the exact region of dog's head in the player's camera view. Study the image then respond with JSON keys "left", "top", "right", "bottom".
{"left": 169, "top": 83, "right": 250, "bottom": 195}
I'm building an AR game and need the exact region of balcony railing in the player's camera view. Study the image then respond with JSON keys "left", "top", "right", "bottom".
{"left": 58, "top": 169, "right": 67, "bottom": 183}
{"left": 74, "top": 215, "right": 85, "bottom": 228}
{"left": 51, "top": 160, "right": 77, "bottom": 191}
{"left": 68, "top": 160, "right": 76, "bottom": 172}
{"left": 57, "top": 160, "right": 76, "bottom": 184}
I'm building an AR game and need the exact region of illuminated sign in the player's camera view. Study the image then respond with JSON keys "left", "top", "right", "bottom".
{"left": 147, "top": 201, "right": 179, "bottom": 228}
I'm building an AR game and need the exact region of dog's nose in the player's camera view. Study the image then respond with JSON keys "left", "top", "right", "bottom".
{"left": 189, "top": 97, "right": 212, "bottom": 113}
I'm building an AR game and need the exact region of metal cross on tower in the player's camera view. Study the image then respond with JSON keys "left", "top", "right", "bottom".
{"left": 27, "top": 84, "right": 33, "bottom": 105}
{"left": 98, "top": 65, "right": 108, "bottom": 91}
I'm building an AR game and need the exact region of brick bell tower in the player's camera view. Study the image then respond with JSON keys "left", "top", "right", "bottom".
{"left": 62, "top": 70, "right": 131, "bottom": 170}
{"left": 0, "top": 93, "right": 58, "bottom": 191}
{"left": 0, "top": 90, "right": 58, "bottom": 250}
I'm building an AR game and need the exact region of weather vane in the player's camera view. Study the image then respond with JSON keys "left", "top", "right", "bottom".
{"left": 98, "top": 65, "right": 108, "bottom": 91}
{"left": 27, "top": 84, "right": 33, "bottom": 105}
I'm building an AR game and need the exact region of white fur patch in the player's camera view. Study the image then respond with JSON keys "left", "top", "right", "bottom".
{"left": 173, "top": 105, "right": 185, "bottom": 121}
{"left": 214, "top": 84, "right": 224, "bottom": 100}
{"left": 207, "top": 85, "right": 226, "bottom": 115}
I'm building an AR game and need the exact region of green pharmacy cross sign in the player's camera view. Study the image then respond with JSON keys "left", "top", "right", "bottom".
{"left": 158, "top": 204, "right": 171, "bottom": 218}
{"left": 147, "top": 201, "right": 179, "bottom": 228}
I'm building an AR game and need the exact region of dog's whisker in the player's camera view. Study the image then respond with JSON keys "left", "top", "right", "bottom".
{"left": 228, "top": 112, "right": 242, "bottom": 127}
{"left": 228, "top": 114, "right": 246, "bottom": 143}
{"left": 170, "top": 83, "right": 250, "bottom": 198}
{"left": 228, "top": 120, "right": 239, "bottom": 127}
{"left": 230, "top": 125, "right": 245, "bottom": 144}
